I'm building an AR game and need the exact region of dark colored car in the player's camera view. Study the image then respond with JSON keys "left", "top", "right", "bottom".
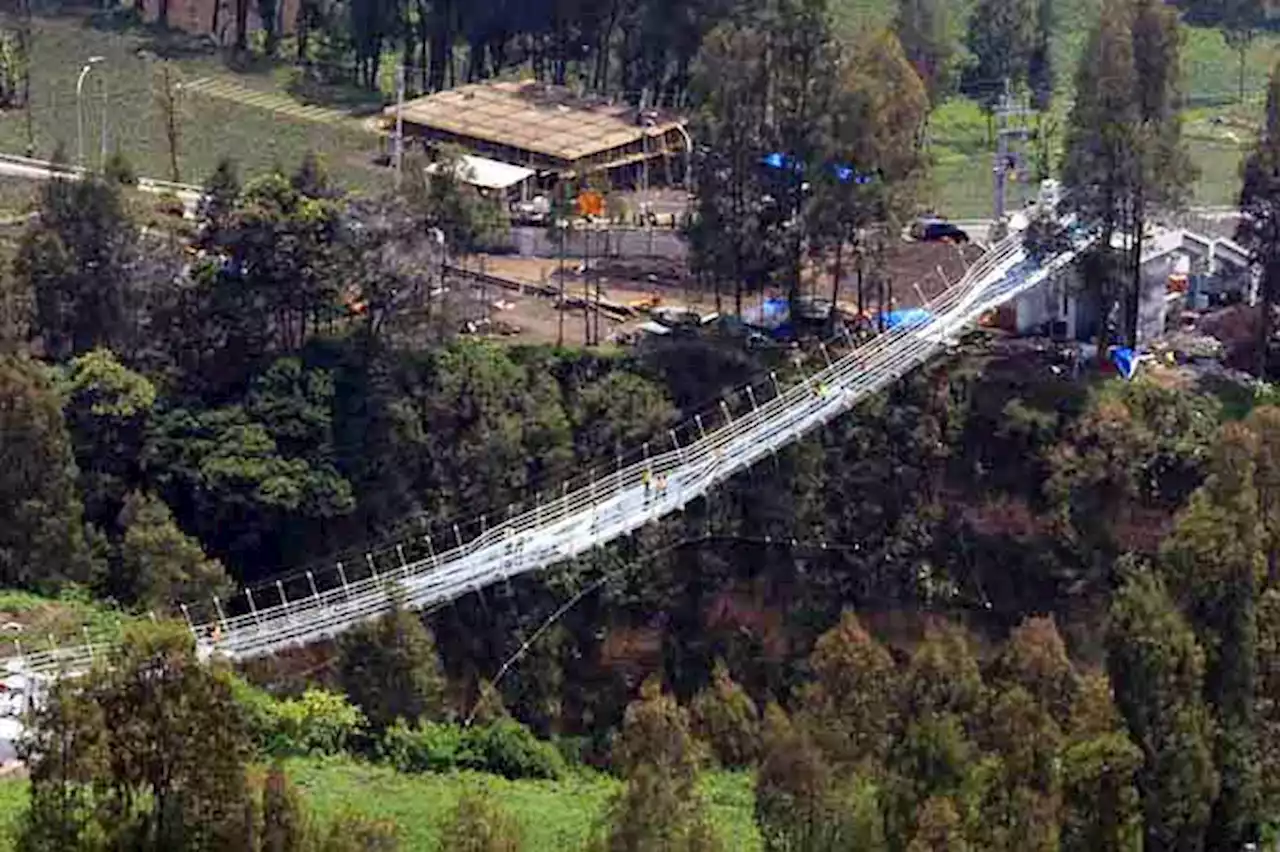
{"left": 914, "top": 219, "right": 970, "bottom": 244}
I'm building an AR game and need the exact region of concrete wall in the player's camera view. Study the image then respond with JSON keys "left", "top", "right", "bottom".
{"left": 507, "top": 226, "right": 687, "bottom": 261}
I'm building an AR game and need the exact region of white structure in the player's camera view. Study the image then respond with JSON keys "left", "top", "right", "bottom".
{"left": 426, "top": 153, "right": 536, "bottom": 200}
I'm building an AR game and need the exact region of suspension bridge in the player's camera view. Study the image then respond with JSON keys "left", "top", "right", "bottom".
{"left": 1, "top": 217, "right": 1236, "bottom": 678}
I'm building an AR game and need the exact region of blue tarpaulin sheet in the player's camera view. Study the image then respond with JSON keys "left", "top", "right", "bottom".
{"left": 743, "top": 298, "right": 790, "bottom": 330}
{"left": 881, "top": 308, "right": 934, "bottom": 329}
{"left": 761, "top": 153, "right": 876, "bottom": 185}
{"left": 1112, "top": 347, "right": 1139, "bottom": 380}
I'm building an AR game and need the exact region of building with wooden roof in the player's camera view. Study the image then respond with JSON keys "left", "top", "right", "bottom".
{"left": 383, "top": 79, "right": 690, "bottom": 188}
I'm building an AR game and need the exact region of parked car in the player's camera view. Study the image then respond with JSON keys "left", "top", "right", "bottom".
{"left": 912, "top": 218, "right": 970, "bottom": 244}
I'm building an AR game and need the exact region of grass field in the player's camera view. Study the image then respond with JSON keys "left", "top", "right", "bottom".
{"left": 0, "top": 10, "right": 1274, "bottom": 218}
{"left": 0, "top": 12, "right": 389, "bottom": 190}
{"left": 0, "top": 760, "right": 762, "bottom": 851}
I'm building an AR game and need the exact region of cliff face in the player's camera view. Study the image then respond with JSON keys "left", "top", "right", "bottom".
{"left": 139, "top": 0, "right": 301, "bottom": 41}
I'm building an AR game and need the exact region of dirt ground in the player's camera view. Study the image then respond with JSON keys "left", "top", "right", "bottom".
{"left": 461, "top": 239, "right": 986, "bottom": 346}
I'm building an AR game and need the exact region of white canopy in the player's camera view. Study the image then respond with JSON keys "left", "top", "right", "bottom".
{"left": 427, "top": 154, "right": 535, "bottom": 190}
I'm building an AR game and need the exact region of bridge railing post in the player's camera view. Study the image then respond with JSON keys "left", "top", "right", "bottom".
{"left": 276, "top": 580, "right": 291, "bottom": 624}
{"left": 306, "top": 572, "right": 320, "bottom": 605}
{"left": 245, "top": 588, "right": 261, "bottom": 628}
{"left": 746, "top": 385, "right": 758, "bottom": 412}
{"left": 396, "top": 544, "right": 409, "bottom": 579}
{"left": 366, "top": 553, "right": 379, "bottom": 582}
{"left": 424, "top": 535, "right": 438, "bottom": 568}
{"left": 213, "top": 595, "right": 228, "bottom": 637}
{"left": 337, "top": 562, "right": 350, "bottom": 601}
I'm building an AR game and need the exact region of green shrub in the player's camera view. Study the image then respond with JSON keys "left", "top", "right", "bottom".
{"left": 232, "top": 679, "right": 365, "bottom": 757}
{"left": 378, "top": 719, "right": 565, "bottom": 779}
{"left": 379, "top": 720, "right": 478, "bottom": 773}
{"left": 232, "top": 676, "right": 284, "bottom": 754}
{"left": 468, "top": 718, "right": 566, "bottom": 781}
{"left": 276, "top": 689, "right": 367, "bottom": 756}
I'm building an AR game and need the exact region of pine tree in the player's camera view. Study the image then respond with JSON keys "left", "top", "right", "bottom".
{"left": 598, "top": 677, "right": 722, "bottom": 852}
{"left": 437, "top": 787, "right": 523, "bottom": 852}
{"left": 338, "top": 593, "right": 447, "bottom": 731}
{"left": 1238, "top": 64, "right": 1280, "bottom": 380}
{"left": 894, "top": 0, "right": 956, "bottom": 107}
{"left": 1107, "top": 563, "right": 1220, "bottom": 850}
{"left": 993, "top": 615, "right": 1078, "bottom": 726}
{"left": 689, "top": 659, "right": 759, "bottom": 768}
{"left": 1159, "top": 424, "right": 1264, "bottom": 848}
{"left": 117, "top": 491, "right": 234, "bottom": 615}
{"left": 0, "top": 354, "right": 95, "bottom": 591}
{"left": 797, "top": 611, "right": 896, "bottom": 769}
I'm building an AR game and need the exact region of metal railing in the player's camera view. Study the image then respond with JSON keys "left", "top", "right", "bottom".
{"left": 5, "top": 227, "right": 1090, "bottom": 678}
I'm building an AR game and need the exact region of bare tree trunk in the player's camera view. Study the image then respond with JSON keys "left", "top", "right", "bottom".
{"left": 828, "top": 239, "right": 843, "bottom": 335}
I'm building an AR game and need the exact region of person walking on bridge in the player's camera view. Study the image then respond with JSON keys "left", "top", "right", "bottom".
{"left": 643, "top": 469, "right": 652, "bottom": 506}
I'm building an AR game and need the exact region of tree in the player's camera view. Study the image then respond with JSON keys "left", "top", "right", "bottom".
{"left": 117, "top": 491, "right": 234, "bottom": 614}
{"left": 688, "top": 19, "right": 772, "bottom": 316}
{"left": 262, "top": 762, "right": 307, "bottom": 852}
{"left": 821, "top": 28, "right": 927, "bottom": 323}
{"left": 568, "top": 372, "right": 677, "bottom": 467}
{"left": 198, "top": 158, "right": 242, "bottom": 250}
{"left": 1125, "top": 0, "right": 1193, "bottom": 345}
{"left": 969, "top": 686, "right": 1063, "bottom": 852}
{"left": 1027, "top": 0, "right": 1055, "bottom": 179}
{"left": 152, "top": 60, "right": 183, "bottom": 184}
{"left": 689, "top": 659, "right": 759, "bottom": 768}
{"left": 19, "top": 621, "right": 253, "bottom": 851}
{"left": 902, "top": 623, "right": 983, "bottom": 719}
{"left": 796, "top": 610, "right": 896, "bottom": 769}
{"left": 905, "top": 796, "right": 967, "bottom": 852}
{"left": 894, "top": 0, "right": 955, "bottom": 107}
{"left": 436, "top": 787, "right": 523, "bottom": 852}
{"left": 964, "top": 0, "right": 1035, "bottom": 117}
{"left": 0, "top": 354, "right": 95, "bottom": 591}
{"left": 1059, "top": 0, "right": 1137, "bottom": 355}
{"left": 1220, "top": 0, "right": 1264, "bottom": 102}
{"left": 755, "top": 702, "right": 882, "bottom": 852}
{"left": 1060, "top": 732, "right": 1144, "bottom": 852}
{"left": 1257, "top": 588, "right": 1280, "bottom": 823}
{"left": 338, "top": 595, "right": 447, "bottom": 730}
{"left": 1238, "top": 64, "right": 1280, "bottom": 380}
{"left": 598, "top": 677, "right": 722, "bottom": 852}
{"left": 290, "top": 151, "right": 337, "bottom": 200}
{"left": 993, "top": 615, "right": 1078, "bottom": 725}
{"left": 1107, "top": 564, "right": 1219, "bottom": 851}
{"left": 59, "top": 348, "right": 155, "bottom": 528}
{"left": 1159, "top": 424, "right": 1263, "bottom": 849}
{"left": 15, "top": 174, "right": 138, "bottom": 360}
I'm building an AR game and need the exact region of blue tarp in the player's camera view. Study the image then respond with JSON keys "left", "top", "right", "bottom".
{"left": 743, "top": 297, "right": 790, "bottom": 330}
{"left": 881, "top": 308, "right": 934, "bottom": 329}
{"left": 1112, "top": 347, "right": 1139, "bottom": 380}
{"left": 761, "top": 153, "right": 877, "bottom": 185}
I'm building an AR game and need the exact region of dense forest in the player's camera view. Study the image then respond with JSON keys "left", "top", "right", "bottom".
{"left": 3, "top": 0, "right": 1280, "bottom": 847}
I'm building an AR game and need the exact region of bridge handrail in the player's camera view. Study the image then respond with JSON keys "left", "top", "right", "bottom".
{"left": 3, "top": 232, "right": 1034, "bottom": 676}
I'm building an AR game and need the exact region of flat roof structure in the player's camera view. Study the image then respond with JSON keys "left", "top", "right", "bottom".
{"left": 385, "top": 80, "right": 689, "bottom": 178}
{"left": 426, "top": 154, "right": 535, "bottom": 190}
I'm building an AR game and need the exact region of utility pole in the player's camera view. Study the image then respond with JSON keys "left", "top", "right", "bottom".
{"left": 993, "top": 79, "right": 1032, "bottom": 226}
